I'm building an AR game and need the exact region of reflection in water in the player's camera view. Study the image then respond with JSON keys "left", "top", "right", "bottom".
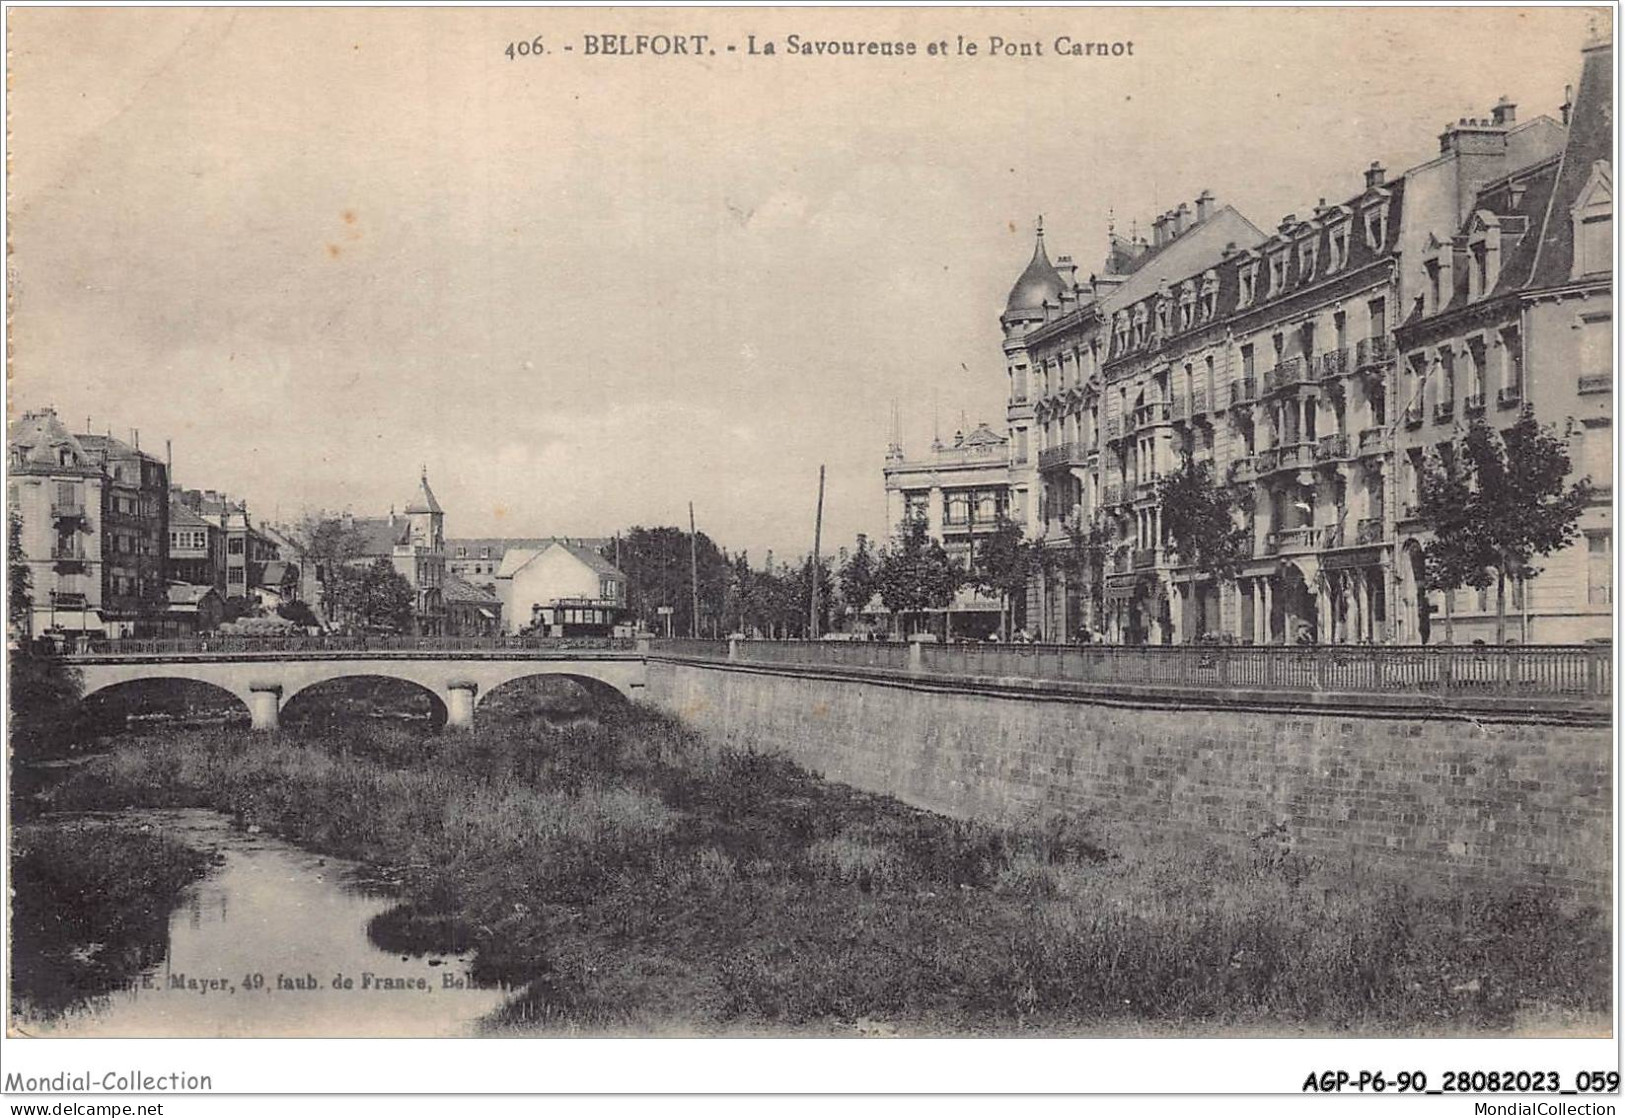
{"left": 17, "top": 810, "right": 509, "bottom": 1037}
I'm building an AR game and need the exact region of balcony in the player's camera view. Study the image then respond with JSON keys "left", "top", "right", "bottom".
{"left": 1463, "top": 392, "right": 1486, "bottom": 416}
{"left": 1319, "top": 349, "right": 1350, "bottom": 380}
{"left": 49, "top": 591, "right": 88, "bottom": 610}
{"left": 1355, "top": 335, "right": 1393, "bottom": 368}
{"left": 1103, "top": 483, "right": 1124, "bottom": 507}
{"left": 1190, "top": 388, "right": 1210, "bottom": 418}
{"left": 50, "top": 499, "right": 86, "bottom": 521}
{"left": 1497, "top": 384, "right": 1523, "bottom": 408}
{"left": 1357, "top": 427, "right": 1389, "bottom": 456}
{"left": 1264, "top": 357, "right": 1308, "bottom": 394}
{"left": 1356, "top": 517, "right": 1385, "bottom": 545}
{"left": 1263, "top": 443, "right": 1313, "bottom": 474}
{"left": 1135, "top": 472, "right": 1161, "bottom": 497}
{"left": 1433, "top": 399, "right": 1455, "bottom": 424}
{"left": 1132, "top": 547, "right": 1157, "bottom": 570}
{"left": 1320, "top": 524, "right": 1344, "bottom": 549}
{"left": 1265, "top": 527, "right": 1318, "bottom": 555}
{"left": 1111, "top": 550, "right": 1132, "bottom": 575}
{"left": 1135, "top": 401, "right": 1170, "bottom": 428}
{"left": 1229, "top": 455, "right": 1259, "bottom": 484}
{"left": 1038, "top": 442, "right": 1088, "bottom": 470}
{"left": 1403, "top": 405, "right": 1424, "bottom": 430}
{"left": 1399, "top": 502, "right": 1423, "bottom": 522}
{"left": 1314, "top": 433, "right": 1349, "bottom": 462}
{"left": 1229, "top": 378, "right": 1257, "bottom": 406}
{"left": 1579, "top": 374, "right": 1612, "bottom": 395}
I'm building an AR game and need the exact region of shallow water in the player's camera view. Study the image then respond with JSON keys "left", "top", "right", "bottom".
{"left": 14, "top": 809, "right": 510, "bottom": 1038}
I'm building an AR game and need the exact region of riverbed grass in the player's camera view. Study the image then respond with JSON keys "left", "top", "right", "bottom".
{"left": 37, "top": 704, "right": 1611, "bottom": 1035}
{"left": 11, "top": 821, "right": 213, "bottom": 1019}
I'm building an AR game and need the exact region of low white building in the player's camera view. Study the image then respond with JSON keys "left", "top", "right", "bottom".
{"left": 496, "top": 539, "right": 627, "bottom": 636}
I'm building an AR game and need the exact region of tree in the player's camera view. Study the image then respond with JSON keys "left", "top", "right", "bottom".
{"left": 875, "top": 517, "right": 961, "bottom": 637}
{"left": 1419, "top": 414, "right": 1594, "bottom": 643}
{"left": 8, "top": 505, "right": 83, "bottom": 756}
{"left": 221, "top": 595, "right": 262, "bottom": 624}
{"left": 1154, "top": 455, "right": 1252, "bottom": 637}
{"left": 969, "top": 514, "right": 1035, "bottom": 639}
{"left": 786, "top": 555, "right": 835, "bottom": 638}
{"left": 838, "top": 534, "right": 880, "bottom": 627}
{"left": 277, "top": 600, "right": 320, "bottom": 629}
{"left": 9, "top": 506, "right": 31, "bottom": 639}
{"left": 291, "top": 513, "right": 368, "bottom": 624}
{"left": 330, "top": 558, "right": 415, "bottom": 632}
{"left": 604, "top": 527, "right": 730, "bottom": 637}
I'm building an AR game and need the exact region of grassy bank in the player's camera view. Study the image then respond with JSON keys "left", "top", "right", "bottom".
{"left": 11, "top": 822, "right": 213, "bottom": 1019}
{"left": 37, "top": 702, "right": 1611, "bottom": 1035}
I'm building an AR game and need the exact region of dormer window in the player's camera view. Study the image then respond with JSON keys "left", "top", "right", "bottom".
{"left": 1363, "top": 203, "right": 1390, "bottom": 250}
{"left": 1421, "top": 236, "right": 1453, "bottom": 316}
{"left": 1465, "top": 211, "right": 1503, "bottom": 302}
{"left": 58, "top": 447, "right": 75, "bottom": 467}
{"left": 1199, "top": 270, "right": 1219, "bottom": 321}
{"left": 1298, "top": 238, "right": 1318, "bottom": 280}
{"left": 1268, "top": 252, "right": 1289, "bottom": 295}
{"left": 1326, "top": 221, "right": 1351, "bottom": 273}
{"left": 1571, "top": 159, "right": 1612, "bottom": 279}
{"left": 1238, "top": 263, "right": 1258, "bottom": 307}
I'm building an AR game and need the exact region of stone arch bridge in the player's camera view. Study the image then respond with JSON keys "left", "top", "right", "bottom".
{"left": 60, "top": 639, "right": 648, "bottom": 732}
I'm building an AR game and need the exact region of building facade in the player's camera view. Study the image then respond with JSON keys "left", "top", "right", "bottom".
{"left": 1393, "top": 39, "right": 1613, "bottom": 643}
{"left": 496, "top": 539, "right": 627, "bottom": 636}
{"left": 881, "top": 422, "right": 1016, "bottom": 636}
{"left": 348, "top": 471, "right": 448, "bottom": 635}
{"left": 950, "top": 39, "right": 1605, "bottom": 645}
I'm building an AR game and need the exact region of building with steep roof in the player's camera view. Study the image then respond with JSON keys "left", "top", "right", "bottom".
{"left": 495, "top": 539, "right": 628, "bottom": 636}
{"left": 446, "top": 536, "right": 611, "bottom": 588}
{"left": 911, "top": 38, "right": 1597, "bottom": 646}
{"left": 344, "top": 469, "right": 448, "bottom": 635}
{"left": 1393, "top": 35, "right": 1612, "bottom": 643}
{"left": 8, "top": 409, "right": 111, "bottom": 636}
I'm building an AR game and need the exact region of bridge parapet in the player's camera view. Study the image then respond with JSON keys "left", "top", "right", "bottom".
{"left": 649, "top": 638, "right": 1612, "bottom": 719}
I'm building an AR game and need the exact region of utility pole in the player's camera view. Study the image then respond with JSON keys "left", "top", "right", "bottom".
{"left": 688, "top": 502, "right": 700, "bottom": 638}
{"left": 809, "top": 465, "right": 826, "bottom": 638}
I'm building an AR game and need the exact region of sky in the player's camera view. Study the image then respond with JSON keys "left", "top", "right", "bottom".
{"left": 6, "top": 6, "right": 1602, "bottom": 560}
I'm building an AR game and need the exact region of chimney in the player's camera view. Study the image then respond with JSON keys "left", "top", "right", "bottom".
{"left": 1491, "top": 95, "right": 1516, "bottom": 126}
{"left": 1175, "top": 202, "right": 1192, "bottom": 235}
{"left": 1195, "top": 189, "right": 1215, "bottom": 223}
{"left": 1220, "top": 241, "right": 1239, "bottom": 260}
{"left": 1278, "top": 213, "right": 1297, "bottom": 234}
{"left": 1364, "top": 161, "right": 1386, "bottom": 189}
{"left": 1054, "top": 254, "right": 1079, "bottom": 288}
{"left": 1150, "top": 213, "right": 1167, "bottom": 247}
{"left": 1561, "top": 84, "right": 1574, "bottom": 126}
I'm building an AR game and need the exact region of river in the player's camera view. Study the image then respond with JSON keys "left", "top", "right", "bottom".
{"left": 14, "top": 810, "right": 511, "bottom": 1038}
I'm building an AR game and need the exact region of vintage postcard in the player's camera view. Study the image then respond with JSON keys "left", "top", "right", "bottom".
{"left": 3, "top": 3, "right": 1615, "bottom": 1101}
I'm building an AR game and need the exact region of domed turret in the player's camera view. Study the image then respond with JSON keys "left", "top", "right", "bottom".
{"left": 1004, "top": 217, "right": 1066, "bottom": 317}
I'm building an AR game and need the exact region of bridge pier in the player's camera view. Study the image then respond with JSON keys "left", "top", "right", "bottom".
{"left": 446, "top": 682, "right": 478, "bottom": 732}
{"left": 248, "top": 685, "right": 282, "bottom": 732}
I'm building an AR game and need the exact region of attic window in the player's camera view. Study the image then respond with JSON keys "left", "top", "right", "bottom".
{"left": 1268, "top": 252, "right": 1288, "bottom": 295}
{"left": 1363, "top": 203, "right": 1389, "bottom": 250}
{"left": 1326, "top": 222, "right": 1350, "bottom": 273}
{"left": 1571, "top": 160, "right": 1612, "bottom": 280}
{"left": 1298, "top": 238, "right": 1318, "bottom": 280}
{"left": 1238, "top": 263, "right": 1258, "bottom": 306}
{"left": 59, "top": 448, "right": 76, "bottom": 467}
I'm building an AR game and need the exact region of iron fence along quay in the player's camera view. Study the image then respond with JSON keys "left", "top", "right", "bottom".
{"left": 47, "top": 635, "right": 1611, "bottom": 704}
{"left": 57, "top": 634, "right": 639, "bottom": 657}
{"left": 649, "top": 638, "right": 1610, "bottom": 704}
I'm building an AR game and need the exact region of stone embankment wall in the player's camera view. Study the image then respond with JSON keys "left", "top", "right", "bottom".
{"left": 645, "top": 659, "right": 1611, "bottom": 902}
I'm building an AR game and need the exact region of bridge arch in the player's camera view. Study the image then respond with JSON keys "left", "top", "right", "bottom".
{"left": 281, "top": 674, "right": 449, "bottom": 732}
{"left": 78, "top": 676, "right": 252, "bottom": 731}
{"left": 475, "top": 671, "right": 629, "bottom": 714}
{"left": 67, "top": 651, "right": 646, "bottom": 734}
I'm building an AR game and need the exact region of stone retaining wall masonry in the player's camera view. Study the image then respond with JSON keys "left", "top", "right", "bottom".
{"left": 645, "top": 659, "right": 1612, "bottom": 901}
